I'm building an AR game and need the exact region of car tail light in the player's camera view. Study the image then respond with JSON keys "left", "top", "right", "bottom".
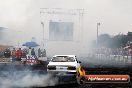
{"left": 68, "top": 66, "right": 76, "bottom": 70}
{"left": 47, "top": 66, "right": 56, "bottom": 70}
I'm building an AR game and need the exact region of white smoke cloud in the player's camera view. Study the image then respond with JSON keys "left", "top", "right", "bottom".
{"left": 0, "top": 71, "right": 58, "bottom": 88}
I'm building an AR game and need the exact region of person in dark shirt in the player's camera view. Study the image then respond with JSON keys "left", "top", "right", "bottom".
{"left": 4, "top": 48, "right": 11, "bottom": 58}
{"left": 38, "top": 48, "right": 41, "bottom": 57}
{"left": 31, "top": 48, "right": 35, "bottom": 56}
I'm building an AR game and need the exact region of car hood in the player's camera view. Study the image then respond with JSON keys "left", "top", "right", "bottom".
{"left": 48, "top": 62, "right": 77, "bottom": 67}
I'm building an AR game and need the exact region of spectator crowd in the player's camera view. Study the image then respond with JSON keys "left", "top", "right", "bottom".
{"left": 0, "top": 47, "right": 46, "bottom": 62}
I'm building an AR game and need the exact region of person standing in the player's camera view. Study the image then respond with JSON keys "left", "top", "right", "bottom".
{"left": 28, "top": 47, "right": 32, "bottom": 56}
{"left": 15, "top": 48, "right": 22, "bottom": 61}
{"left": 11, "top": 48, "right": 16, "bottom": 62}
{"left": 43, "top": 49, "right": 46, "bottom": 57}
{"left": 38, "top": 48, "right": 41, "bottom": 57}
{"left": 42, "top": 49, "right": 46, "bottom": 57}
{"left": 31, "top": 48, "right": 35, "bottom": 56}
{"left": 4, "top": 48, "right": 11, "bottom": 58}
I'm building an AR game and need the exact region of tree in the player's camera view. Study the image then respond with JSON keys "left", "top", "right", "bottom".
{"left": 98, "top": 34, "right": 112, "bottom": 48}
{"left": 92, "top": 33, "right": 130, "bottom": 48}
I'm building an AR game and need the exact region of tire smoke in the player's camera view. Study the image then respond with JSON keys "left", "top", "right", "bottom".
{"left": 0, "top": 70, "right": 58, "bottom": 88}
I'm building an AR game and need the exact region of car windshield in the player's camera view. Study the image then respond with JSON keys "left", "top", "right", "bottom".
{"left": 52, "top": 56, "right": 75, "bottom": 62}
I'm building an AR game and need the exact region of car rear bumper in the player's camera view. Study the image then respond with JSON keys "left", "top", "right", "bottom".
{"left": 47, "top": 70, "right": 77, "bottom": 76}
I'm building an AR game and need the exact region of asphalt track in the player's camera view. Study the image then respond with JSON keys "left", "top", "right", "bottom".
{"left": 0, "top": 57, "right": 132, "bottom": 88}
{"left": 45, "top": 57, "right": 132, "bottom": 88}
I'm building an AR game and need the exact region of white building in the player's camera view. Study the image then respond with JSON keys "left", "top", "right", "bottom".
{"left": 40, "top": 8, "right": 89, "bottom": 57}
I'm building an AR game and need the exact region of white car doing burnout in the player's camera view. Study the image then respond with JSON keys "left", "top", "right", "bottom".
{"left": 47, "top": 55, "right": 82, "bottom": 75}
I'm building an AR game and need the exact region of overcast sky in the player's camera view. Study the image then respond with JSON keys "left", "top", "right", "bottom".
{"left": 0, "top": 0, "right": 132, "bottom": 43}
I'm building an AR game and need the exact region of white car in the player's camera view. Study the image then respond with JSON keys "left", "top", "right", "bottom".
{"left": 47, "top": 55, "right": 81, "bottom": 75}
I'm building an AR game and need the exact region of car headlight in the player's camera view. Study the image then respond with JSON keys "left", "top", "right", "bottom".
{"left": 47, "top": 66, "right": 56, "bottom": 70}
{"left": 67, "top": 66, "right": 76, "bottom": 70}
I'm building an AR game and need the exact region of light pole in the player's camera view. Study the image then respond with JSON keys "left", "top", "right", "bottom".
{"left": 41, "top": 21, "right": 44, "bottom": 48}
{"left": 97, "top": 22, "right": 100, "bottom": 47}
